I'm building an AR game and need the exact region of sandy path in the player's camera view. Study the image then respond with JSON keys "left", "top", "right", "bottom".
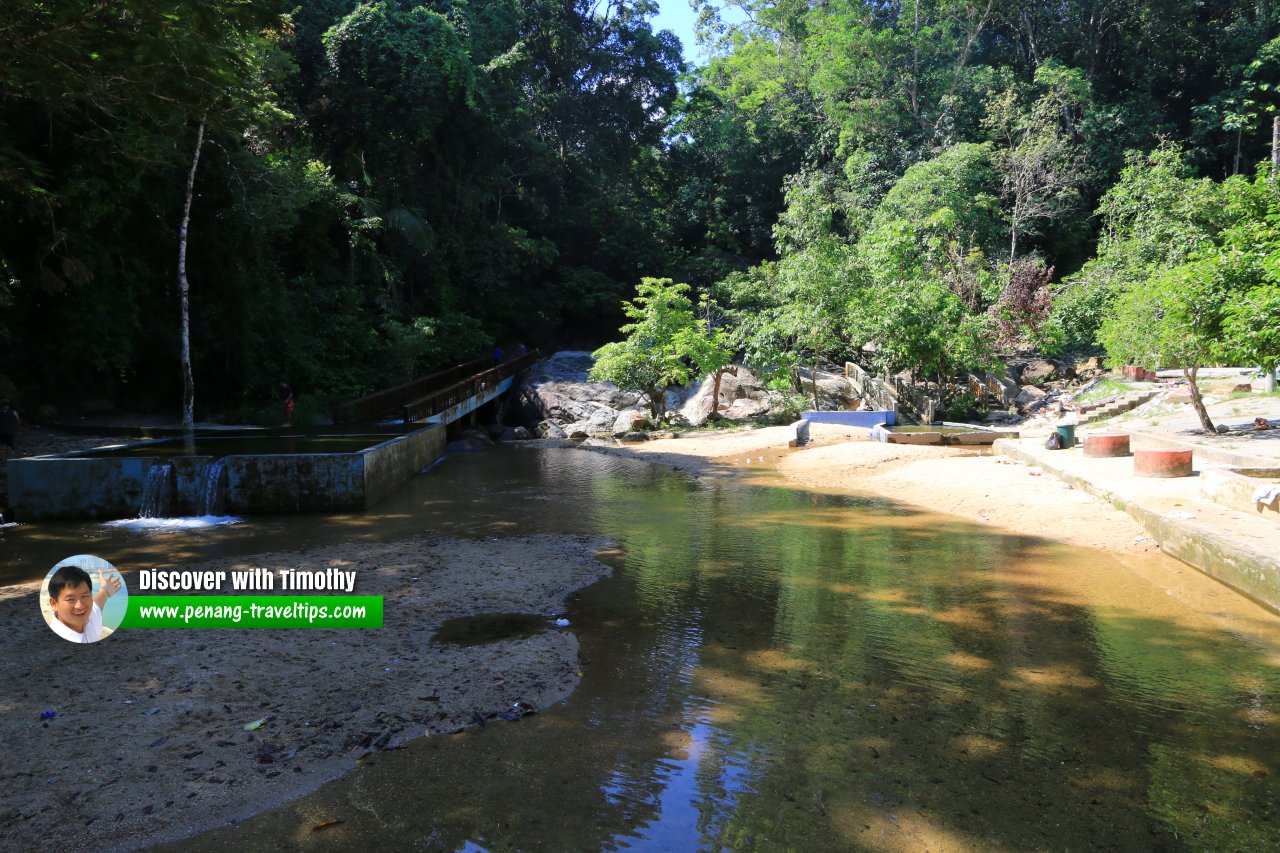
{"left": 0, "top": 534, "right": 614, "bottom": 852}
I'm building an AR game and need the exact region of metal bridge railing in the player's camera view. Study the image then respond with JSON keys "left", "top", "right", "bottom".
{"left": 400, "top": 350, "right": 541, "bottom": 424}
{"left": 331, "top": 356, "right": 494, "bottom": 424}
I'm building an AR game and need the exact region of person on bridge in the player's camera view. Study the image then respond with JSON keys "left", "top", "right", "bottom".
{"left": 493, "top": 346, "right": 504, "bottom": 365}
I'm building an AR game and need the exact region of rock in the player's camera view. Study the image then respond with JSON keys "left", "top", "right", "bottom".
{"left": 612, "top": 410, "right": 651, "bottom": 435}
{"left": 661, "top": 412, "right": 691, "bottom": 427}
{"left": 511, "top": 426, "right": 531, "bottom": 440}
{"left": 513, "top": 350, "right": 642, "bottom": 427}
{"left": 568, "top": 429, "right": 589, "bottom": 440}
{"left": 723, "top": 398, "right": 769, "bottom": 419}
{"left": 984, "top": 411, "right": 1009, "bottom": 423}
{"left": 1015, "top": 385, "right": 1047, "bottom": 406}
{"left": 677, "top": 366, "right": 772, "bottom": 425}
{"left": 563, "top": 407, "right": 619, "bottom": 437}
{"left": 620, "top": 431, "right": 649, "bottom": 442}
{"left": 1019, "top": 359, "right": 1059, "bottom": 384}
{"left": 459, "top": 429, "right": 495, "bottom": 448}
{"left": 498, "top": 427, "right": 516, "bottom": 442}
{"left": 1215, "top": 424, "right": 1231, "bottom": 434}
{"left": 1166, "top": 389, "right": 1194, "bottom": 404}
{"left": 795, "top": 367, "right": 857, "bottom": 410}
{"left": 535, "top": 420, "right": 566, "bottom": 439}
{"left": 649, "top": 430, "right": 677, "bottom": 440}
{"left": 445, "top": 440, "right": 475, "bottom": 453}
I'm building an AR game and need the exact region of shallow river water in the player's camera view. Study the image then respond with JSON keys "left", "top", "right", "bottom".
{"left": 11, "top": 445, "right": 1280, "bottom": 850}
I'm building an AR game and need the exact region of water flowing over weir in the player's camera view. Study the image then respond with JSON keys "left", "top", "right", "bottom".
{"left": 197, "top": 460, "right": 226, "bottom": 516}
{"left": 138, "top": 463, "right": 174, "bottom": 518}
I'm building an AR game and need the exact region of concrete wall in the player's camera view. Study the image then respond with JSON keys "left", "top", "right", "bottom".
{"left": 363, "top": 424, "right": 445, "bottom": 506}
{"left": 1200, "top": 467, "right": 1280, "bottom": 525}
{"left": 7, "top": 425, "right": 447, "bottom": 520}
{"left": 7, "top": 456, "right": 154, "bottom": 520}
{"left": 224, "top": 454, "right": 365, "bottom": 513}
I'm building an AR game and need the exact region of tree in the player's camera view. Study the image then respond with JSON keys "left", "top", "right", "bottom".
{"left": 985, "top": 61, "right": 1089, "bottom": 263}
{"left": 851, "top": 143, "right": 1001, "bottom": 388}
{"left": 589, "top": 278, "right": 701, "bottom": 419}
{"left": 1098, "top": 258, "right": 1228, "bottom": 433}
{"left": 1050, "top": 146, "right": 1229, "bottom": 353}
{"left": 682, "top": 296, "right": 737, "bottom": 416}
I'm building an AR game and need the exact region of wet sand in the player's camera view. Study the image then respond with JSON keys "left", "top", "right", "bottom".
{"left": 0, "top": 534, "right": 614, "bottom": 852}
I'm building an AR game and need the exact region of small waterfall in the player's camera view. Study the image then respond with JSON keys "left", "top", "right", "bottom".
{"left": 197, "top": 460, "right": 226, "bottom": 516}
{"left": 139, "top": 463, "right": 175, "bottom": 518}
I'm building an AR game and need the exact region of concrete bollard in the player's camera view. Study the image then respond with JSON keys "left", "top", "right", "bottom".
{"left": 1084, "top": 433, "right": 1131, "bottom": 458}
{"left": 789, "top": 419, "right": 810, "bottom": 448}
{"left": 1134, "top": 448, "right": 1193, "bottom": 478}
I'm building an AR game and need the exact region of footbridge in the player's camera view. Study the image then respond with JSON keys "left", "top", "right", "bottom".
{"left": 331, "top": 350, "right": 540, "bottom": 426}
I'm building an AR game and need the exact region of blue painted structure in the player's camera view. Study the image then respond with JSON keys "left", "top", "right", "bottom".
{"left": 802, "top": 410, "right": 895, "bottom": 428}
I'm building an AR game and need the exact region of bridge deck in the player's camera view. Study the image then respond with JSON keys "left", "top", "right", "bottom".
{"left": 331, "top": 351, "right": 539, "bottom": 426}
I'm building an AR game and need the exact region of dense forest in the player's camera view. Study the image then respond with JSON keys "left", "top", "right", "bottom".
{"left": 2, "top": 1, "right": 1279, "bottom": 423}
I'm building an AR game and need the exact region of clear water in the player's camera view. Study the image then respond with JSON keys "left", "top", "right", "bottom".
{"left": 61, "top": 434, "right": 400, "bottom": 459}
{"left": 107, "top": 447, "right": 1280, "bottom": 852}
{"left": 888, "top": 425, "right": 990, "bottom": 434}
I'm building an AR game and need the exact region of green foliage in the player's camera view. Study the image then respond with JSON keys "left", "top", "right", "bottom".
{"left": 589, "top": 278, "right": 702, "bottom": 418}
{"left": 938, "top": 389, "right": 980, "bottom": 422}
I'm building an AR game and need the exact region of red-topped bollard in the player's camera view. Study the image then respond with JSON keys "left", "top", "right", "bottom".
{"left": 1084, "top": 433, "right": 1131, "bottom": 458}
{"left": 1133, "top": 448, "right": 1193, "bottom": 478}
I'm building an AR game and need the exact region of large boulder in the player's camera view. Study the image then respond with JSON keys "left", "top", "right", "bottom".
{"left": 612, "top": 409, "right": 651, "bottom": 435}
{"left": 678, "top": 366, "right": 774, "bottom": 425}
{"left": 536, "top": 420, "right": 567, "bottom": 439}
{"left": 563, "top": 406, "right": 619, "bottom": 437}
{"left": 1015, "top": 385, "right": 1047, "bottom": 406}
{"left": 514, "top": 351, "right": 642, "bottom": 427}
{"left": 795, "top": 367, "right": 858, "bottom": 410}
{"left": 1018, "top": 359, "right": 1059, "bottom": 384}
{"left": 724, "top": 398, "right": 769, "bottom": 419}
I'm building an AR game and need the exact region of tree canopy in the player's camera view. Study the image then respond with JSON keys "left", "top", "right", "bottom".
{"left": 2, "top": 1, "right": 1280, "bottom": 427}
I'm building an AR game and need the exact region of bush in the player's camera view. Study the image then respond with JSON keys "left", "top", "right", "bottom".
{"left": 939, "top": 390, "right": 981, "bottom": 422}
{"left": 758, "top": 392, "right": 809, "bottom": 424}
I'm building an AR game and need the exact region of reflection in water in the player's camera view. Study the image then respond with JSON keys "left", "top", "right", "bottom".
{"left": 36, "top": 447, "right": 1280, "bottom": 851}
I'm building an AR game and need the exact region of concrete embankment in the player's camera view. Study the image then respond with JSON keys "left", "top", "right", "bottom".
{"left": 995, "top": 435, "right": 1280, "bottom": 614}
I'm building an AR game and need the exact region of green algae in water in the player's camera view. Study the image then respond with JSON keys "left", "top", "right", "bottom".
{"left": 431, "top": 613, "right": 551, "bottom": 645}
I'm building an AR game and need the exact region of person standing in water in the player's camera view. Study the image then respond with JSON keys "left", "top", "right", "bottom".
{"left": 278, "top": 381, "right": 294, "bottom": 427}
{"left": 0, "top": 398, "right": 20, "bottom": 459}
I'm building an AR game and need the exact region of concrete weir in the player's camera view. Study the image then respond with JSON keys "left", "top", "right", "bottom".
{"left": 6, "top": 425, "right": 446, "bottom": 521}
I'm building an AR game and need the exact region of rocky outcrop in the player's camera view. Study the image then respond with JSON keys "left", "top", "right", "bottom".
{"left": 514, "top": 351, "right": 643, "bottom": 437}
{"left": 515, "top": 351, "right": 785, "bottom": 436}
{"left": 674, "top": 366, "right": 775, "bottom": 425}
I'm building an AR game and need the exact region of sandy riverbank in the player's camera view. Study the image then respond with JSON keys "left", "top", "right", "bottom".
{"left": 0, "top": 534, "right": 614, "bottom": 852}
{"left": 576, "top": 423, "right": 1154, "bottom": 554}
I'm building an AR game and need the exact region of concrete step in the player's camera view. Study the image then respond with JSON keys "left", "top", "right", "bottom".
{"left": 1077, "top": 390, "right": 1158, "bottom": 425}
